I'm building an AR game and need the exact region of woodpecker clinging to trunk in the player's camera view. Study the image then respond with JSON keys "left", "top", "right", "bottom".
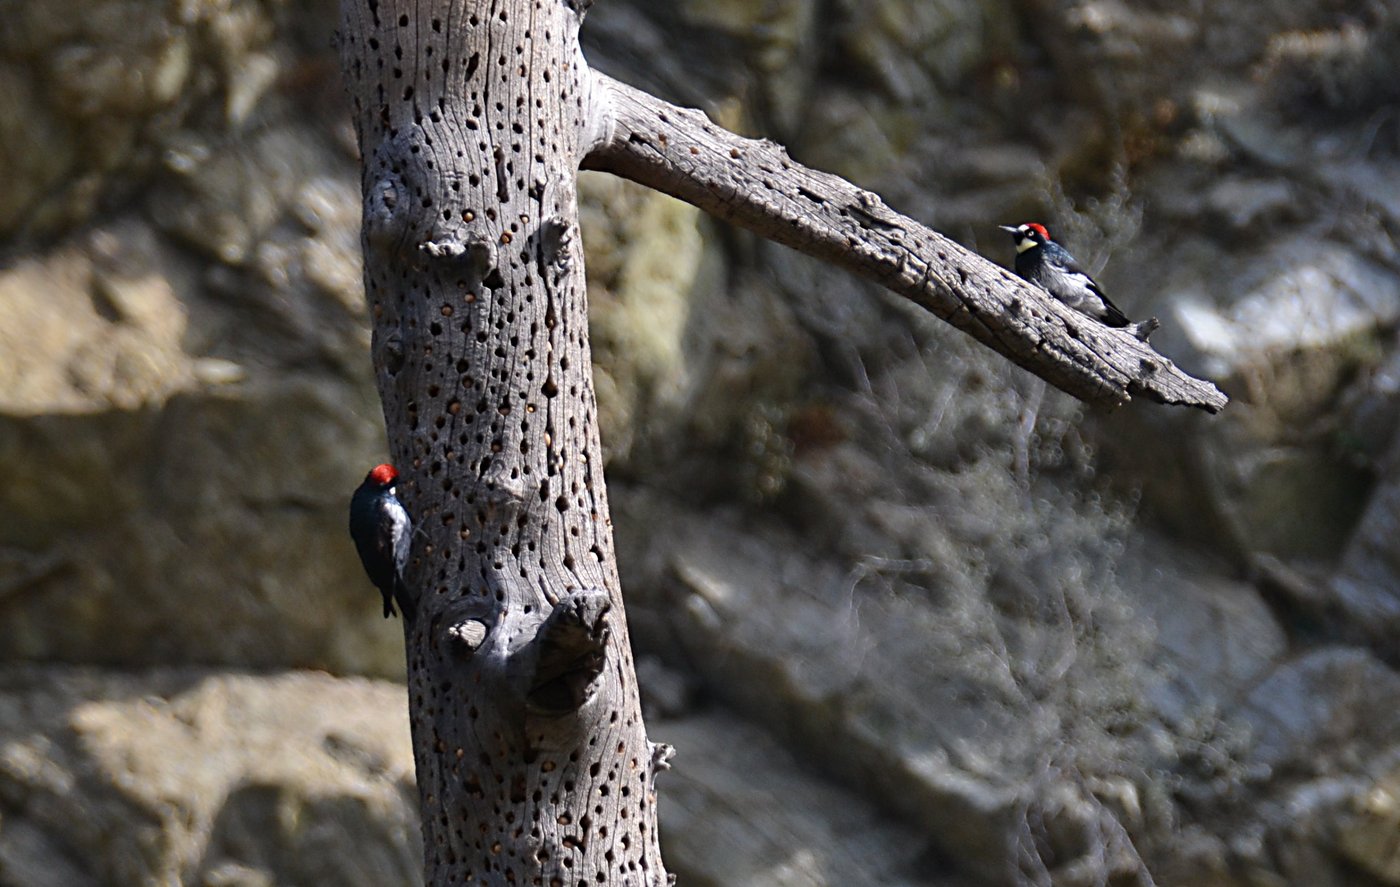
{"left": 348, "top": 463, "right": 414, "bottom": 619}
{"left": 1000, "top": 222, "right": 1159, "bottom": 341}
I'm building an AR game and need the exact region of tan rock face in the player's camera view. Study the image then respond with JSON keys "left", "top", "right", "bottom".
{"left": 0, "top": 229, "right": 192, "bottom": 415}
{"left": 0, "top": 0, "right": 284, "bottom": 244}
{"left": 0, "top": 122, "right": 396, "bottom": 674}
{"left": 0, "top": 669, "right": 420, "bottom": 887}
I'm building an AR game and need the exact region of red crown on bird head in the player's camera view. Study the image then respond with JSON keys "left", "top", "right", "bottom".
{"left": 1025, "top": 223, "right": 1050, "bottom": 240}
{"left": 368, "top": 463, "right": 398, "bottom": 485}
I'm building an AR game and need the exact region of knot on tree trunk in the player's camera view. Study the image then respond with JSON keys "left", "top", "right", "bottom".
{"left": 448, "top": 618, "right": 490, "bottom": 655}
{"left": 535, "top": 215, "right": 573, "bottom": 281}
{"left": 419, "top": 233, "right": 500, "bottom": 286}
{"left": 525, "top": 588, "right": 610, "bottom": 715}
{"left": 365, "top": 172, "right": 409, "bottom": 252}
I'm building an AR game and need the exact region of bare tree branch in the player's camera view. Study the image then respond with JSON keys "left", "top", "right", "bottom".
{"left": 584, "top": 73, "right": 1228, "bottom": 414}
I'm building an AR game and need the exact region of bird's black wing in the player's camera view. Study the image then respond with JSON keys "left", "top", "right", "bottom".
{"left": 1061, "top": 254, "right": 1130, "bottom": 327}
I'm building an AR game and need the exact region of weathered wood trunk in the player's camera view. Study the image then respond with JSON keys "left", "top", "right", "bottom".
{"left": 339, "top": 1, "right": 669, "bottom": 883}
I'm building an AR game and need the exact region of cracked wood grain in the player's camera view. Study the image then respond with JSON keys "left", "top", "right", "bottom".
{"left": 339, "top": 2, "right": 669, "bottom": 885}
{"left": 584, "top": 73, "right": 1228, "bottom": 414}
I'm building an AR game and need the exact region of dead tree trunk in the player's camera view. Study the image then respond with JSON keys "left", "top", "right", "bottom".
{"left": 339, "top": 1, "right": 669, "bottom": 884}
{"left": 338, "top": 1, "right": 1225, "bottom": 884}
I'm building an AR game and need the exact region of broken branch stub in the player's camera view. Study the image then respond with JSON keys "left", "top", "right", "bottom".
{"left": 525, "top": 588, "right": 611, "bottom": 715}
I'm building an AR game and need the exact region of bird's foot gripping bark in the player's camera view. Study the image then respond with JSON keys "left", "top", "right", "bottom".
{"left": 525, "top": 589, "right": 611, "bottom": 715}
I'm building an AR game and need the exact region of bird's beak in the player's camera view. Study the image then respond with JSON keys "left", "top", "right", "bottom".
{"left": 998, "top": 225, "right": 1019, "bottom": 234}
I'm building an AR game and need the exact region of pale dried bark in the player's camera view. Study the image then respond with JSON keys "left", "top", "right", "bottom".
{"left": 338, "top": 2, "right": 1225, "bottom": 885}
{"left": 585, "top": 74, "right": 1228, "bottom": 414}
{"left": 339, "top": 1, "right": 668, "bottom": 885}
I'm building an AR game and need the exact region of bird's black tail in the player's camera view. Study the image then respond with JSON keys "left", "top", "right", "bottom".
{"left": 389, "top": 577, "right": 416, "bottom": 621}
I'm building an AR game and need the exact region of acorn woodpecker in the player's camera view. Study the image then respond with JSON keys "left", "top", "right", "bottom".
{"left": 349, "top": 463, "right": 414, "bottom": 619}
{"left": 999, "top": 223, "right": 1158, "bottom": 341}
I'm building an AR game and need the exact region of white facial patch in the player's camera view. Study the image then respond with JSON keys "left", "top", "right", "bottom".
{"left": 1015, "top": 235, "right": 1037, "bottom": 254}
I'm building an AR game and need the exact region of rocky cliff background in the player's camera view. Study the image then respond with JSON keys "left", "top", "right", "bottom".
{"left": 3, "top": 0, "right": 1400, "bottom": 884}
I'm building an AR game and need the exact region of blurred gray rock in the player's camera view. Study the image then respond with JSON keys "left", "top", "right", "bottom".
{"left": 1240, "top": 647, "right": 1400, "bottom": 772}
{"left": 1121, "top": 543, "right": 1287, "bottom": 725}
{"left": 0, "top": 0, "right": 285, "bottom": 244}
{"left": 0, "top": 667, "right": 980, "bottom": 887}
{"left": 0, "top": 209, "right": 400, "bottom": 675}
{"left": 1330, "top": 425, "right": 1400, "bottom": 656}
{"left": 1175, "top": 239, "right": 1400, "bottom": 382}
{"left": 1196, "top": 648, "right": 1400, "bottom": 887}
{"left": 0, "top": 668, "right": 420, "bottom": 887}
{"left": 1338, "top": 760, "right": 1400, "bottom": 886}
{"left": 656, "top": 713, "right": 963, "bottom": 887}
{"left": 614, "top": 482, "right": 1164, "bottom": 885}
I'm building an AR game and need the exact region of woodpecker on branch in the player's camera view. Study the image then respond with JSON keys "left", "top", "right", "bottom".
{"left": 1000, "top": 223, "right": 1159, "bottom": 341}
{"left": 349, "top": 463, "right": 414, "bottom": 619}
